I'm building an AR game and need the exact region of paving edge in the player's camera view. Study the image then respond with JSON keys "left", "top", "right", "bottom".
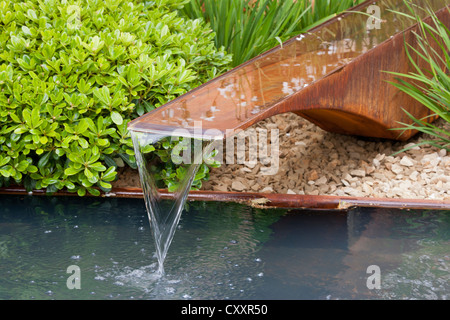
{"left": 1, "top": 186, "right": 449, "bottom": 210}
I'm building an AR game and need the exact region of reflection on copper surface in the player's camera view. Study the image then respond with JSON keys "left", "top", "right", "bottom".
{"left": 128, "top": 0, "right": 449, "bottom": 140}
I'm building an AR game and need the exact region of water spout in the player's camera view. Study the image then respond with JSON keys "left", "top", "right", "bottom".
{"left": 131, "top": 131, "right": 217, "bottom": 274}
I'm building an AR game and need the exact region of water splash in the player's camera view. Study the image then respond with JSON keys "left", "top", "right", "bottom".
{"left": 131, "top": 131, "right": 216, "bottom": 275}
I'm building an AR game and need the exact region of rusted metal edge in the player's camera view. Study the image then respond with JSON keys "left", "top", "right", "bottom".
{"left": 1, "top": 186, "right": 449, "bottom": 211}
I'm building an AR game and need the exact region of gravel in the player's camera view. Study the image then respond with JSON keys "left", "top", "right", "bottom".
{"left": 113, "top": 112, "right": 450, "bottom": 201}
{"left": 201, "top": 113, "right": 450, "bottom": 200}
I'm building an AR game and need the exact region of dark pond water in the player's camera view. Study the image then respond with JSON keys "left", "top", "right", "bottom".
{"left": 0, "top": 195, "right": 448, "bottom": 300}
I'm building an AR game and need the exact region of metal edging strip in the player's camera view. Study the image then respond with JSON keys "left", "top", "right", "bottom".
{"left": 1, "top": 186, "right": 449, "bottom": 211}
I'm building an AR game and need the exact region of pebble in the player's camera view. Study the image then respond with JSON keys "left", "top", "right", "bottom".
{"left": 315, "top": 176, "right": 328, "bottom": 185}
{"left": 307, "top": 170, "right": 319, "bottom": 181}
{"left": 409, "top": 171, "right": 419, "bottom": 181}
{"left": 214, "top": 184, "right": 229, "bottom": 192}
{"left": 231, "top": 181, "right": 246, "bottom": 191}
{"left": 400, "top": 156, "right": 414, "bottom": 167}
{"left": 372, "top": 158, "right": 380, "bottom": 167}
{"left": 260, "top": 186, "right": 274, "bottom": 193}
{"left": 350, "top": 169, "right": 366, "bottom": 177}
{"left": 391, "top": 164, "right": 403, "bottom": 174}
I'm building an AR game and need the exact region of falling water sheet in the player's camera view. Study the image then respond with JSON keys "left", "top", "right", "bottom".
{"left": 131, "top": 131, "right": 217, "bottom": 275}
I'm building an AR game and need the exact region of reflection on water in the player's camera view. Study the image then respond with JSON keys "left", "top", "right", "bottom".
{"left": 259, "top": 208, "right": 450, "bottom": 299}
{"left": 0, "top": 195, "right": 448, "bottom": 300}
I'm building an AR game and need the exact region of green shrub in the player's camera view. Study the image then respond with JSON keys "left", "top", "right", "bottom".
{"left": 0, "top": 0, "right": 231, "bottom": 195}
{"left": 387, "top": 4, "right": 450, "bottom": 152}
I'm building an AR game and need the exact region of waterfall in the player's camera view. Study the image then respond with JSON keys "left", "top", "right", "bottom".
{"left": 130, "top": 131, "right": 217, "bottom": 275}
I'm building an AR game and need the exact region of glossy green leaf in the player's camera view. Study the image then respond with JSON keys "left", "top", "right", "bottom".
{"left": 64, "top": 167, "right": 82, "bottom": 176}
{"left": 110, "top": 111, "right": 123, "bottom": 125}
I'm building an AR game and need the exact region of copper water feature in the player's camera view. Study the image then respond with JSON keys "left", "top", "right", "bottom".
{"left": 2, "top": 0, "right": 449, "bottom": 210}
{"left": 121, "top": 0, "right": 450, "bottom": 210}
{"left": 128, "top": 0, "right": 450, "bottom": 141}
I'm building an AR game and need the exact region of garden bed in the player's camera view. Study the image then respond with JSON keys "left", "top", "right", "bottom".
{"left": 0, "top": 0, "right": 448, "bottom": 211}
{"left": 111, "top": 112, "right": 450, "bottom": 208}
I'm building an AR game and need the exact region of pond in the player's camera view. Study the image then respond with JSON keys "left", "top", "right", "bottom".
{"left": 0, "top": 195, "right": 448, "bottom": 300}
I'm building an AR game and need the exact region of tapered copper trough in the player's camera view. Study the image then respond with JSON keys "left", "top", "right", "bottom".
{"left": 2, "top": 0, "right": 450, "bottom": 209}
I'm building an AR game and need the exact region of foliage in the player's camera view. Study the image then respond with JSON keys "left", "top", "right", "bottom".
{"left": 135, "top": 135, "right": 221, "bottom": 192}
{"left": 179, "top": 0, "right": 364, "bottom": 66}
{"left": 386, "top": 3, "right": 450, "bottom": 152}
{"left": 0, "top": 0, "right": 231, "bottom": 195}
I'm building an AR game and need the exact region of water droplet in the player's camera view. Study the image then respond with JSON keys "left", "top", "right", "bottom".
{"left": 165, "top": 287, "right": 175, "bottom": 294}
